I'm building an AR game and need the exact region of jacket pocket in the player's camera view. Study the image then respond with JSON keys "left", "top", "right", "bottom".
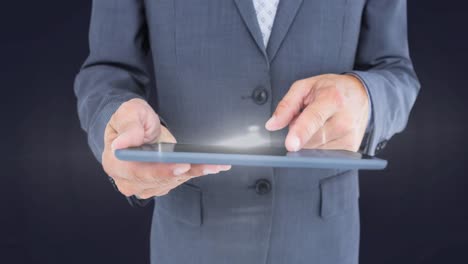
{"left": 156, "top": 183, "right": 203, "bottom": 226}
{"left": 320, "top": 170, "right": 359, "bottom": 219}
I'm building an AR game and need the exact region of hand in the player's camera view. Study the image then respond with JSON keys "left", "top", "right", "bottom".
{"left": 102, "top": 98, "right": 231, "bottom": 199}
{"left": 265, "top": 74, "right": 370, "bottom": 152}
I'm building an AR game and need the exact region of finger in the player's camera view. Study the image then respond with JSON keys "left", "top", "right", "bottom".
{"left": 136, "top": 172, "right": 197, "bottom": 199}
{"left": 111, "top": 120, "right": 146, "bottom": 151}
{"left": 289, "top": 115, "right": 299, "bottom": 129}
{"left": 185, "top": 164, "right": 232, "bottom": 177}
{"left": 140, "top": 169, "right": 197, "bottom": 198}
{"left": 265, "top": 79, "right": 317, "bottom": 131}
{"left": 116, "top": 164, "right": 232, "bottom": 199}
{"left": 157, "top": 126, "right": 177, "bottom": 143}
{"left": 134, "top": 162, "right": 191, "bottom": 183}
{"left": 286, "top": 96, "right": 338, "bottom": 151}
{"left": 146, "top": 173, "right": 194, "bottom": 198}
{"left": 106, "top": 157, "right": 189, "bottom": 183}
{"left": 315, "top": 133, "right": 360, "bottom": 152}
{"left": 138, "top": 164, "right": 230, "bottom": 188}
{"left": 110, "top": 102, "right": 161, "bottom": 150}
{"left": 302, "top": 116, "right": 352, "bottom": 149}
{"left": 111, "top": 163, "right": 191, "bottom": 196}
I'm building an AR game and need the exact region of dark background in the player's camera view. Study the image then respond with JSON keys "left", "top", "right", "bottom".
{"left": 2, "top": 1, "right": 467, "bottom": 263}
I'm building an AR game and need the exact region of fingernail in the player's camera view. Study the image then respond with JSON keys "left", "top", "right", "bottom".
{"left": 289, "top": 136, "right": 301, "bottom": 152}
{"left": 203, "top": 169, "right": 219, "bottom": 175}
{"left": 265, "top": 115, "right": 276, "bottom": 130}
{"left": 173, "top": 166, "right": 190, "bottom": 176}
{"left": 218, "top": 165, "right": 232, "bottom": 171}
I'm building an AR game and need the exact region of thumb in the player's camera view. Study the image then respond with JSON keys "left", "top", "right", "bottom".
{"left": 111, "top": 120, "right": 146, "bottom": 151}
{"left": 109, "top": 101, "right": 162, "bottom": 151}
{"left": 157, "top": 126, "right": 177, "bottom": 144}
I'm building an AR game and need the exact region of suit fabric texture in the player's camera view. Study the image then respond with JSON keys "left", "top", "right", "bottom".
{"left": 74, "top": 0, "right": 420, "bottom": 263}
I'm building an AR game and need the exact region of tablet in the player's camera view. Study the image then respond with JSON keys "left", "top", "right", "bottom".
{"left": 115, "top": 143, "right": 387, "bottom": 170}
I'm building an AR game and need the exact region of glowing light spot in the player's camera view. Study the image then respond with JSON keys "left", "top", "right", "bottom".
{"left": 216, "top": 126, "right": 269, "bottom": 148}
{"left": 248, "top": 125, "right": 260, "bottom": 132}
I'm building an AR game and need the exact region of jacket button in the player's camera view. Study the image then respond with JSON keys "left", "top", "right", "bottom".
{"left": 252, "top": 87, "right": 269, "bottom": 105}
{"left": 255, "top": 179, "right": 271, "bottom": 195}
{"left": 376, "top": 140, "right": 388, "bottom": 152}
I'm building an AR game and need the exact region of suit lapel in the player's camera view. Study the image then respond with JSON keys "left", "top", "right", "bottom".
{"left": 267, "top": 0, "right": 304, "bottom": 62}
{"left": 233, "top": 0, "right": 268, "bottom": 60}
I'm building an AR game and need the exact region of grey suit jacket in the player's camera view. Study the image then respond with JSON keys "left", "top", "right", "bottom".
{"left": 74, "top": 0, "right": 420, "bottom": 263}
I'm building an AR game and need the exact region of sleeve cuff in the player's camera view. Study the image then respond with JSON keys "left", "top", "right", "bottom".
{"left": 344, "top": 72, "right": 374, "bottom": 132}
{"left": 343, "top": 71, "right": 380, "bottom": 155}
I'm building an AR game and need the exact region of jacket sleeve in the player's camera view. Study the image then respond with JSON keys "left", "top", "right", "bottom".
{"left": 348, "top": 0, "right": 421, "bottom": 155}
{"left": 74, "top": 0, "right": 151, "bottom": 162}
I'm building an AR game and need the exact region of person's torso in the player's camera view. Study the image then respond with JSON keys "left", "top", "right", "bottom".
{"left": 144, "top": 1, "right": 365, "bottom": 263}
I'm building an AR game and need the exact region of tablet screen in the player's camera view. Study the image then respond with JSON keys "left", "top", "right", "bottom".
{"left": 136, "top": 143, "right": 365, "bottom": 160}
